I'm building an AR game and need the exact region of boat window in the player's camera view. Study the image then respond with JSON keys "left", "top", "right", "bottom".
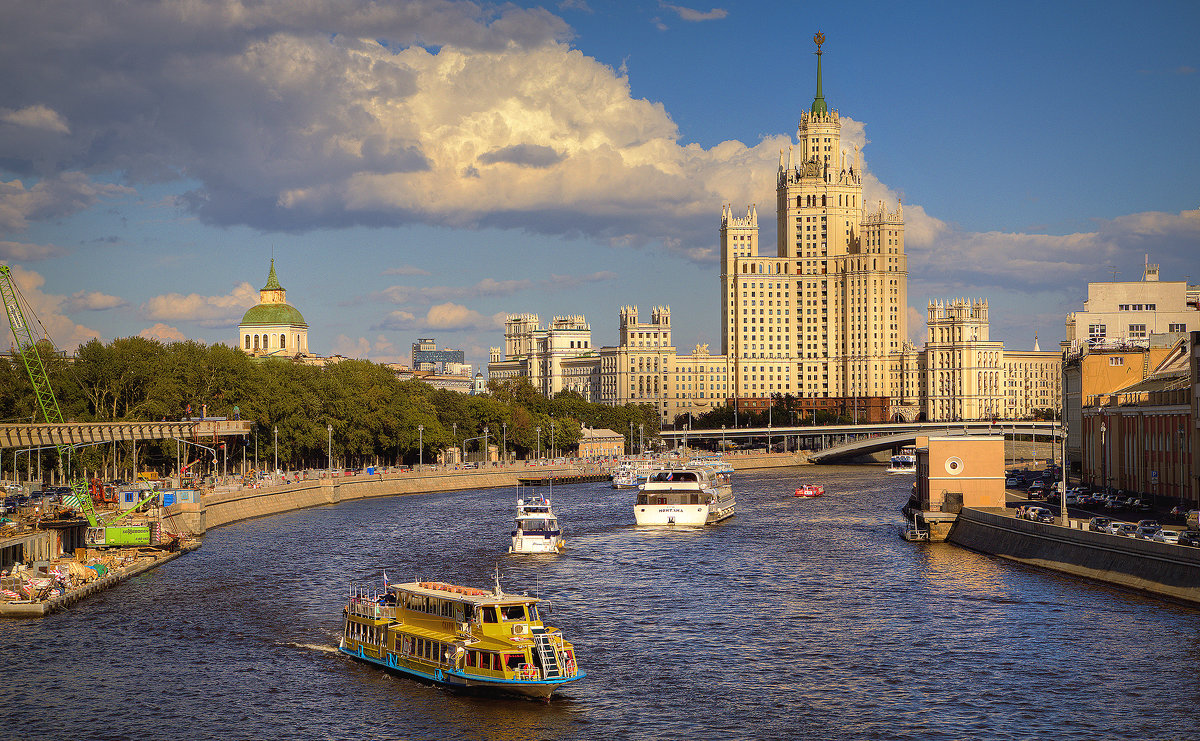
{"left": 505, "top": 654, "right": 523, "bottom": 670}
{"left": 528, "top": 604, "right": 540, "bottom": 622}
{"left": 501, "top": 604, "right": 526, "bottom": 621}
{"left": 482, "top": 606, "right": 497, "bottom": 623}
{"left": 492, "top": 653, "right": 503, "bottom": 671}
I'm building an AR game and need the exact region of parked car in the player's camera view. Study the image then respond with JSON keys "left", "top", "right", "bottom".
{"left": 1177, "top": 530, "right": 1200, "bottom": 547}
{"left": 1135, "top": 524, "right": 1162, "bottom": 539}
{"left": 1152, "top": 530, "right": 1181, "bottom": 545}
{"left": 1136, "top": 519, "right": 1160, "bottom": 530}
{"left": 1024, "top": 506, "right": 1053, "bottom": 523}
{"left": 1113, "top": 523, "right": 1139, "bottom": 537}
{"left": 1005, "top": 478, "right": 1020, "bottom": 487}
{"left": 1103, "top": 521, "right": 1130, "bottom": 535}
{"left": 1088, "top": 517, "right": 1112, "bottom": 532}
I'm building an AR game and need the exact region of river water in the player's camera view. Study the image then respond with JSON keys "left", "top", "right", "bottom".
{"left": 3, "top": 467, "right": 1199, "bottom": 740}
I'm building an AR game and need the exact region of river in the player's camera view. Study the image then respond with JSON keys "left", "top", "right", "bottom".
{"left": 3, "top": 466, "right": 1198, "bottom": 740}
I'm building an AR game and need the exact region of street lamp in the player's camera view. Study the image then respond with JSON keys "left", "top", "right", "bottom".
{"left": 1100, "top": 421, "right": 1107, "bottom": 494}
{"left": 536, "top": 426, "right": 541, "bottom": 460}
{"left": 483, "top": 426, "right": 489, "bottom": 463}
{"left": 273, "top": 425, "right": 278, "bottom": 482}
{"left": 721, "top": 424, "right": 726, "bottom": 453}
{"left": 550, "top": 420, "right": 556, "bottom": 460}
{"left": 418, "top": 424, "right": 424, "bottom": 469}
{"left": 1059, "top": 421, "right": 1069, "bottom": 528}
{"left": 327, "top": 423, "right": 332, "bottom": 473}
{"left": 502, "top": 422, "right": 507, "bottom": 464}
{"left": 639, "top": 424, "right": 644, "bottom": 455}
{"left": 629, "top": 420, "right": 634, "bottom": 456}
{"left": 452, "top": 422, "right": 457, "bottom": 462}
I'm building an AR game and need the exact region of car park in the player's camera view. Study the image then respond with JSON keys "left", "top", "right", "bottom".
{"left": 1177, "top": 531, "right": 1200, "bottom": 547}
{"left": 1088, "top": 517, "right": 1112, "bottom": 532}
{"left": 1152, "top": 530, "right": 1181, "bottom": 545}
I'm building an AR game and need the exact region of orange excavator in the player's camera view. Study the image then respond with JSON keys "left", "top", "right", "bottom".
{"left": 88, "top": 478, "right": 118, "bottom": 505}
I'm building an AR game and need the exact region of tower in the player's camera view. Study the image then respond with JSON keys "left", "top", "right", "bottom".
{"left": 238, "top": 259, "right": 309, "bottom": 357}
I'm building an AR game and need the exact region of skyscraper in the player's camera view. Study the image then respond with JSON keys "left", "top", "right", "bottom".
{"left": 721, "top": 32, "right": 907, "bottom": 406}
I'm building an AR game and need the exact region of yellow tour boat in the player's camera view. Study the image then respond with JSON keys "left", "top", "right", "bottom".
{"left": 339, "top": 574, "right": 585, "bottom": 700}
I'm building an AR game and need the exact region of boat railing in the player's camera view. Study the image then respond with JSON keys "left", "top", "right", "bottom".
{"left": 346, "top": 596, "right": 395, "bottom": 620}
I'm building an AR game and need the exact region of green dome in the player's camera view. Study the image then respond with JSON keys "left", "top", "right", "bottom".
{"left": 240, "top": 302, "right": 307, "bottom": 327}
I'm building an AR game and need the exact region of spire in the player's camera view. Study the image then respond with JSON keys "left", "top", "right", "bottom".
{"left": 1033, "top": 332, "right": 1040, "bottom": 352}
{"left": 263, "top": 258, "right": 282, "bottom": 290}
{"left": 810, "top": 32, "right": 828, "bottom": 116}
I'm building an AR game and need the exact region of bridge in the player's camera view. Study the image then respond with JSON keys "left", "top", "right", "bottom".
{"left": 0, "top": 419, "right": 254, "bottom": 449}
{"left": 660, "top": 421, "right": 1062, "bottom": 463}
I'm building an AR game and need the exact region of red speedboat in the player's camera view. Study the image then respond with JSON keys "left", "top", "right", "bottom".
{"left": 794, "top": 485, "right": 824, "bottom": 498}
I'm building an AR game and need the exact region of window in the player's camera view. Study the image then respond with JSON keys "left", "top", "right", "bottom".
{"left": 1145, "top": 304, "right": 1156, "bottom": 311}
{"left": 1118, "top": 304, "right": 1130, "bottom": 311}
{"left": 1128, "top": 324, "right": 1147, "bottom": 338}
{"left": 1169, "top": 323, "right": 1186, "bottom": 333}
{"left": 1109, "top": 357, "right": 1124, "bottom": 366}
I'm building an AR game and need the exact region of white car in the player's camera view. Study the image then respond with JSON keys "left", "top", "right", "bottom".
{"left": 1152, "top": 530, "right": 1181, "bottom": 545}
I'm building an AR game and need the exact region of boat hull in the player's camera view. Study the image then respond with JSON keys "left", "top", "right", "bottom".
{"left": 510, "top": 534, "right": 564, "bottom": 553}
{"left": 634, "top": 497, "right": 736, "bottom": 526}
{"left": 338, "top": 643, "right": 583, "bottom": 699}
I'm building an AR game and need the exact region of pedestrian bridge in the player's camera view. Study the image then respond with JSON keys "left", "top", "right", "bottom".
{"left": 807, "top": 422, "right": 1061, "bottom": 463}
{"left": 0, "top": 419, "right": 254, "bottom": 449}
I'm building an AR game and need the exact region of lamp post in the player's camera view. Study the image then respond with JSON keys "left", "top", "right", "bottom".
{"left": 273, "top": 425, "right": 278, "bottom": 482}
{"left": 1059, "top": 421, "right": 1069, "bottom": 528}
{"left": 502, "top": 422, "right": 507, "bottom": 464}
{"left": 550, "top": 420, "right": 556, "bottom": 460}
{"left": 1100, "top": 421, "right": 1107, "bottom": 495}
{"left": 536, "top": 426, "right": 541, "bottom": 460}
{"left": 482, "top": 426, "right": 489, "bottom": 463}
{"left": 452, "top": 422, "right": 457, "bottom": 463}
{"left": 1179, "top": 426, "right": 1186, "bottom": 506}
{"left": 721, "top": 424, "right": 726, "bottom": 453}
{"left": 639, "top": 424, "right": 644, "bottom": 455}
{"left": 418, "top": 424, "right": 424, "bottom": 469}
{"left": 629, "top": 420, "right": 634, "bottom": 456}
{"left": 327, "top": 423, "right": 332, "bottom": 474}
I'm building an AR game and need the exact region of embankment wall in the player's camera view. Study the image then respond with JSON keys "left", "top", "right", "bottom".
{"left": 165, "top": 452, "right": 810, "bottom": 536}
{"left": 948, "top": 507, "right": 1200, "bottom": 605}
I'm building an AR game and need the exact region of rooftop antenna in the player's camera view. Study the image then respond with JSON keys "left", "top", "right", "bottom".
{"left": 1107, "top": 265, "right": 1118, "bottom": 281}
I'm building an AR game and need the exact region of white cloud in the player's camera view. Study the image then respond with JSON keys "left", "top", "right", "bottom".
{"left": 141, "top": 281, "right": 258, "bottom": 327}
{"left": 0, "top": 104, "right": 69, "bottom": 133}
{"left": 376, "top": 271, "right": 617, "bottom": 305}
{"left": 139, "top": 323, "right": 187, "bottom": 342}
{"left": 0, "top": 265, "right": 99, "bottom": 350}
{"left": 374, "top": 302, "right": 505, "bottom": 331}
{"left": 0, "top": 240, "right": 65, "bottom": 260}
{"left": 0, "top": 174, "right": 133, "bottom": 232}
{"left": 67, "top": 290, "right": 127, "bottom": 311}
{"left": 330, "top": 334, "right": 405, "bottom": 363}
{"left": 660, "top": 4, "right": 728, "bottom": 22}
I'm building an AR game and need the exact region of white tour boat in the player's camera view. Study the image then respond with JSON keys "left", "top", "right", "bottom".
{"left": 611, "top": 459, "right": 659, "bottom": 489}
{"left": 886, "top": 453, "right": 917, "bottom": 474}
{"left": 509, "top": 489, "right": 564, "bottom": 554}
{"left": 634, "top": 464, "right": 735, "bottom": 526}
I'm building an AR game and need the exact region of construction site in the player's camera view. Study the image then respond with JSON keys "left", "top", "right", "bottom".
{"left": 0, "top": 265, "right": 248, "bottom": 616}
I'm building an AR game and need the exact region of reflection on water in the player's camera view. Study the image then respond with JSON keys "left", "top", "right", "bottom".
{"left": 2, "top": 466, "right": 1199, "bottom": 739}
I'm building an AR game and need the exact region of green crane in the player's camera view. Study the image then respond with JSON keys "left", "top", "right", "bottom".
{"left": 1, "top": 265, "right": 152, "bottom": 546}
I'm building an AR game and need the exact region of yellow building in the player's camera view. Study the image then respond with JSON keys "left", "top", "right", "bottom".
{"left": 238, "top": 259, "right": 310, "bottom": 358}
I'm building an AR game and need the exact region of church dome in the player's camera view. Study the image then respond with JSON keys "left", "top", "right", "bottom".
{"left": 240, "top": 302, "right": 307, "bottom": 327}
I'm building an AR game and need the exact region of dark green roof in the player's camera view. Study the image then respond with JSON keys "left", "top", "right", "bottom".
{"left": 240, "top": 302, "right": 307, "bottom": 327}
{"left": 810, "top": 33, "right": 828, "bottom": 116}
{"left": 263, "top": 258, "right": 282, "bottom": 290}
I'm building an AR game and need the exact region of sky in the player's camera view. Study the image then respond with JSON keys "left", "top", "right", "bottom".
{"left": 1, "top": 0, "right": 1198, "bottom": 372}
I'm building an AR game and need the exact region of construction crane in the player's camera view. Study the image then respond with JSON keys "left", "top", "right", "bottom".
{"left": 0, "top": 265, "right": 152, "bottom": 547}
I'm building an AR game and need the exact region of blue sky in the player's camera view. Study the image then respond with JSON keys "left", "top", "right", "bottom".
{"left": 2, "top": 0, "right": 1197, "bottom": 370}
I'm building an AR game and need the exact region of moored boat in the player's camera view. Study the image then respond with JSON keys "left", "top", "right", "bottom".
{"left": 510, "top": 489, "right": 564, "bottom": 554}
{"left": 635, "top": 463, "right": 735, "bottom": 525}
{"left": 339, "top": 575, "right": 584, "bottom": 700}
{"left": 886, "top": 452, "right": 917, "bottom": 474}
{"left": 794, "top": 484, "right": 824, "bottom": 498}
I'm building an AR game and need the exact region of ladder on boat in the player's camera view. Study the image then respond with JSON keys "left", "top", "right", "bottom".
{"left": 533, "top": 633, "right": 562, "bottom": 679}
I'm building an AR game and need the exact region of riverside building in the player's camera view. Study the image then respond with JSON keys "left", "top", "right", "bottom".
{"left": 487, "top": 34, "right": 1060, "bottom": 425}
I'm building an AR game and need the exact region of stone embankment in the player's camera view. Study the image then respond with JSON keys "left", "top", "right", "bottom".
{"left": 166, "top": 451, "right": 811, "bottom": 536}
{"left": 948, "top": 507, "right": 1200, "bottom": 606}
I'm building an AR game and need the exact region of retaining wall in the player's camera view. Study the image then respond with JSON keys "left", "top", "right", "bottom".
{"left": 948, "top": 507, "right": 1200, "bottom": 605}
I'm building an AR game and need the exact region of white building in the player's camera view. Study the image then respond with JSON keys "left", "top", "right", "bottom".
{"left": 238, "top": 259, "right": 310, "bottom": 358}
{"left": 1064, "top": 260, "right": 1200, "bottom": 353}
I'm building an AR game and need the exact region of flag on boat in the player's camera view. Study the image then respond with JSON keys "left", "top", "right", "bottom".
{"left": 383, "top": 571, "right": 389, "bottom": 587}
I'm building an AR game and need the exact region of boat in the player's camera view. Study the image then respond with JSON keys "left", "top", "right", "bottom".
{"left": 611, "top": 459, "right": 659, "bottom": 489}
{"left": 509, "top": 488, "right": 564, "bottom": 554}
{"left": 339, "top": 574, "right": 585, "bottom": 700}
{"left": 634, "top": 463, "right": 735, "bottom": 525}
{"left": 687, "top": 455, "right": 734, "bottom": 477}
{"left": 794, "top": 484, "right": 824, "bottom": 498}
{"left": 886, "top": 452, "right": 917, "bottom": 474}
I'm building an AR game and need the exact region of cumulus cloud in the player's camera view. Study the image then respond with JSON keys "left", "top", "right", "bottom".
{"left": 375, "top": 271, "right": 616, "bottom": 305}
{"left": 0, "top": 240, "right": 65, "bottom": 260}
{"left": 67, "top": 289, "right": 127, "bottom": 311}
{"left": 661, "top": 4, "right": 728, "bottom": 22}
{"left": 330, "top": 334, "right": 405, "bottom": 363}
{"left": 139, "top": 323, "right": 187, "bottom": 341}
{"left": 0, "top": 104, "right": 69, "bottom": 133}
{"left": 374, "top": 302, "right": 505, "bottom": 331}
{"left": 141, "top": 281, "right": 258, "bottom": 328}
{"left": 0, "top": 174, "right": 133, "bottom": 232}
{"left": 0, "top": 265, "right": 99, "bottom": 349}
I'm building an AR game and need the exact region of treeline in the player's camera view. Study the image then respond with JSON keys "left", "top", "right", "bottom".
{"left": 1, "top": 337, "right": 659, "bottom": 478}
